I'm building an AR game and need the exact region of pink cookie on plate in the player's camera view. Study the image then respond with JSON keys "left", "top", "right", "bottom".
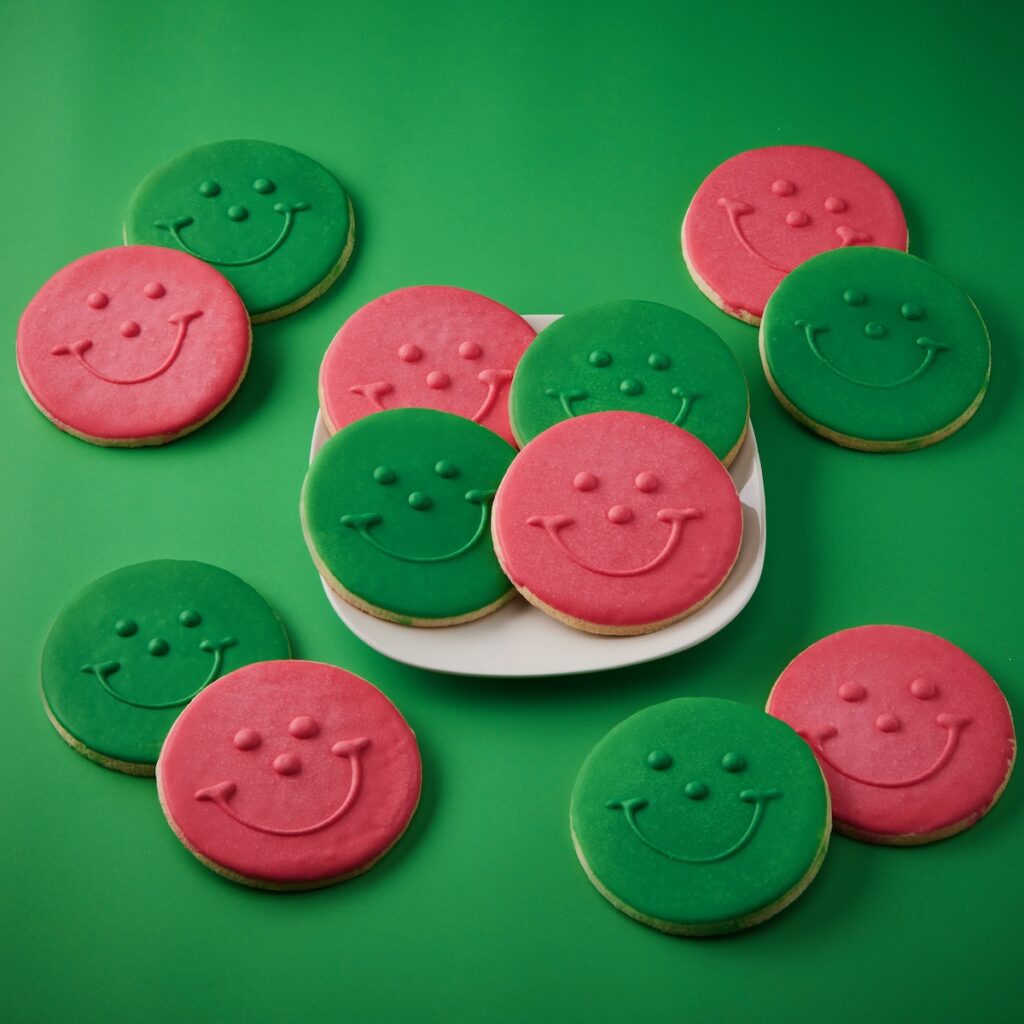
{"left": 492, "top": 411, "right": 743, "bottom": 635}
{"left": 157, "top": 660, "right": 421, "bottom": 889}
{"left": 682, "top": 146, "right": 908, "bottom": 325}
{"left": 319, "top": 285, "right": 535, "bottom": 447}
{"left": 17, "top": 246, "right": 251, "bottom": 446}
{"left": 766, "top": 625, "right": 1015, "bottom": 845}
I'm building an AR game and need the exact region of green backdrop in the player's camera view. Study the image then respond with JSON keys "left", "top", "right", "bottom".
{"left": 2, "top": 1, "right": 1021, "bottom": 1021}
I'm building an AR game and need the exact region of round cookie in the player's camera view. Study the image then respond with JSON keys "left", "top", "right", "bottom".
{"left": 157, "top": 660, "right": 421, "bottom": 890}
{"left": 683, "top": 146, "right": 907, "bottom": 325}
{"left": 41, "top": 560, "right": 290, "bottom": 775}
{"left": 17, "top": 246, "right": 250, "bottom": 446}
{"left": 320, "top": 285, "right": 535, "bottom": 447}
{"left": 125, "top": 140, "right": 354, "bottom": 322}
{"left": 302, "top": 407, "right": 517, "bottom": 626}
{"left": 492, "top": 411, "right": 742, "bottom": 635}
{"left": 571, "top": 697, "right": 831, "bottom": 936}
{"left": 766, "top": 625, "right": 1015, "bottom": 845}
{"left": 760, "top": 247, "right": 990, "bottom": 451}
{"left": 509, "top": 300, "right": 749, "bottom": 464}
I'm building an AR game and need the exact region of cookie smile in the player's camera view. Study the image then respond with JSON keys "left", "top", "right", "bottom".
{"left": 543, "top": 386, "right": 699, "bottom": 427}
{"left": 526, "top": 508, "right": 701, "bottom": 577}
{"left": 340, "top": 490, "right": 495, "bottom": 563}
{"left": 50, "top": 311, "right": 202, "bottom": 385}
{"left": 606, "top": 788, "right": 781, "bottom": 864}
{"left": 804, "top": 713, "right": 971, "bottom": 788}
{"left": 82, "top": 635, "right": 238, "bottom": 710}
{"left": 348, "top": 369, "right": 513, "bottom": 425}
{"left": 154, "top": 201, "right": 309, "bottom": 266}
{"left": 194, "top": 737, "right": 370, "bottom": 837}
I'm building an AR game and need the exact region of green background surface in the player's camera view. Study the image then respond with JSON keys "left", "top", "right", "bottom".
{"left": 1, "top": 1, "right": 1020, "bottom": 1021}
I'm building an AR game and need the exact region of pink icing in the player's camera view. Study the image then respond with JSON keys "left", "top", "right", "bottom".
{"left": 17, "top": 246, "right": 250, "bottom": 442}
{"left": 492, "top": 411, "right": 742, "bottom": 629}
{"left": 767, "top": 626, "right": 1015, "bottom": 840}
{"left": 682, "top": 146, "right": 907, "bottom": 323}
{"left": 156, "top": 660, "right": 421, "bottom": 886}
{"left": 319, "top": 285, "right": 536, "bottom": 447}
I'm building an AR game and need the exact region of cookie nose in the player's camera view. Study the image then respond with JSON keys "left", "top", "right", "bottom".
{"left": 426, "top": 370, "right": 450, "bottom": 389}
{"left": 120, "top": 321, "right": 141, "bottom": 338}
{"left": 408, "top": 491, "right": 432, "bottom": 511}
{"left": 684, "top": 781, "right": 708, "bottom": 800}
{"left": 607, "top": 504, "right": 633, "bottom": 524}
{"left": 619, "top": 379, "right": 643, "bottom": 396}
{"left": 227, "top": 204, "right": 248, "bottom": 221}
{"left": 864, "top": 322, "right": 888, "bottom": 338}
{"left": 786, "top": 210, "right": 810, "bottom": 227}
{"left": 273, "top": 753, "right": 301, "bottom": 776}
{"left": 876, "top": 713, "right": 901, "bottom": 733}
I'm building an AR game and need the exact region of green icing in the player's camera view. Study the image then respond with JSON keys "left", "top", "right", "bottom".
{"left": 41, "top": 560, "right": 290, "bottom": 768}
{"left": 509, "top": 300, "right": 748, "bottom": 460}
{"left": 303, "top": 408, "right": 516, "bottom": 622}
{"left": 125, "top": 140, "right": 353, "bottom": 319}
{"left": 760, "top": 247, "right": 990, "bottom": 446}
{"left": 571, "top": 698, "right": 829, "bottom": 931}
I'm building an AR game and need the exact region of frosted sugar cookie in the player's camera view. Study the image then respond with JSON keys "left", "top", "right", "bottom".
{"left": 509, "top": 300, "right": 748, "bottom": 465}
{"left": 41, "top": 560, "right": 290, "bottom": 775}
{"left": 571, "top": 697, "right": 831, "bottom": 935}
{"left": 767, "top": 625, "right": 1015, "bottom": 845}
{"left": 157, "top": 660, "right": 421, "bottom": 889}
{"left": 760, "top": 247, "right": 990, "bottom": 451}
{"left": 683, "top": 146, "right": 907, "bottom": 324}
{"left": 302, "top": 407, "right": 517, "bottom": 626}
{"left": 125, "top": 140, "right": 354, "bottom": 322}
{"left": 492, "top": 411, "right": 742, "bottom": 635}
{"left": 319, "top": 285, "right": 535, "bottom": 447}
{"left": 17, "top": 246, "right": 250, "bottom": 446}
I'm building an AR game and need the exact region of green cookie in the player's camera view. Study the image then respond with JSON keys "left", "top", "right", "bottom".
{"left": 509, "top": 300, "right": 749, "bottom": 463}
{"left": 125, "top": 139, "right": 354, "bottom": 322}
{"left": 571, "top": 697, "right": 830, "bottom": 935}
{"left": 760, "top": 247, "right": 990, "bottom": 451}
{"left": 42, "top": 560, "right": 290, "bottom": 774}
{"left": 302, "top": 408, "right": 517, "bottom": 625}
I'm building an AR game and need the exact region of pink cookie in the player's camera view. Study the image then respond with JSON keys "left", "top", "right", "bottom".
{"left": 17, "top": 246, "right": 250, "bottom": 446}
{"left": 766, "top": 626, "right": 1015, "bottom": 845}
{"left": 682, "top": 146, "right": 907, "bottom": 325}
{"left": 319, "top": 285, "right": 536, "bottom": 446}
{"left": 492, "top": 411, "right": 743, "bottom": 635}
{"left": 157, "top": 660, "right": 421, "bottom": 889}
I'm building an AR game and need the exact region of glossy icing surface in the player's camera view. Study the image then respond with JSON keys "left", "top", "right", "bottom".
{"left": 760, "top": 247, "right": 990, "bottom": 448}
{"left": 509, "top": 300, "right": 748, "bottom": 461}
{"left": 320, "top": 285, "right": 535, "bottom": 446}
{"left": 683, "top": 146, "right": 907, "bottom": 322}
{"left": 303, "top": 407, "right": 516, "bottom": 622}
{"left": 767, "top": 625, "right": 1015, "bottom": 841}
{"left": 571, "top": 698, "right": 829, "bottom": 932}
{"left": 41, "top": 560, "right": 290, "bottom": 768}
{"left": 125, "top": 140, "right": 352, "bottom": 320}
{"left": 157, "top": 660, "right": 421, "bottom": 886}
{"left": 17, "top": 246, "right": 250, "bottom": 443}
{"left": 492, "top": 411, "right": 742, "bottom": 630}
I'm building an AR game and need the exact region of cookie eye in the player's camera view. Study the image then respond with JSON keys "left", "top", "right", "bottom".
{"left": 435, "top": 460, "right": 459, "bottom": 478}
{"left": 289, "top": 715, "right": 319, "bottom": 738}
{"left": 721, "top": 752, "right": 746, "bottom": 773}
{"left": 771, "top": 179, "right": 796, "bottom": 196}
{"left": 144, "top": 282, "right": 166, "bottom": 299}
{"left": 87, "top": 291, "right": 109, "bottom": 309}
{"left": 648, "top": 353, "right": 670, "bottom": 370}
{"left": 233, "top": 727, "right": 261, "bottom": 751}
{"left": 839, "top": 681, "right": 867, "bottom": 702}
{"left": 252, "top": 178, "right": 276, "bottom": 195}
{"left": 178, "top": 609, "right": 202, "bottom": 627}
{"left": 910, "top": 678, "right": 938, "bottom": 700}
{"left": 824, "top": 196, "right": 847, "bottom": 213}
{"left": 373, "top": 465, "right": 397, "bottom": 484}
{"left": 458, "top": 341, "right": 482, "bottom": 360}
{"left": 573, "top": 471, "right": 598, "bottom": 492}
{"left": 843, "top": 290, "right": 867, "bottom": 306}
{"left": 589, "top": 350, "right": 611, "bottom": 368}
{"left": 398, "top": 343, "right": 422, "bottom": 362}
{"left": 634, "top": 472, "right": 659, "bottom": 493}
{"left": 115, "top": 618, "right": 138, "bottom": 638}
{"left": 647, "top": 750, "right": 673, "bottom": 770}
{"left": 901, "top": 303, "right": 924, "bottom": 321}
{"left": 199, "top": 180, "right": 220, "bottom": 197}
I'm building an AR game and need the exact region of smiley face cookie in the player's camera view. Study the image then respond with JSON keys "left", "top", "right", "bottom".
{"left": 17, "top": 246, "right": 250, "bottom": 446}
{"left": 157, "top": 660, "right": 421, "bottom": 889}
{"left": 571, "top": 698, "right": 830, "bottom": 935}
{"left": 41, "top": 560, "right": 290, "bottom": 775}
{"left": 683, "top": 146, "right": 907, "bottom": 325}
{"left": 125, "top": 140, "right": 354, "bottom": 322}
{"left": 302, "top": 407, "right": 517, "bottom": 626}
{"left": 767, "top": 626, "right": 1015, "bottom": 845}
{"left": 509, "top": 301, "right": 749, "bottom": 464}
{"left": 760, "top": 247, "right": 990, "bottom": 450}
{"left": 319, "top": 285, "right": 536, "bottom": 447}
{"left": 492, "top": 411, "right": 742, "bottom": 635}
